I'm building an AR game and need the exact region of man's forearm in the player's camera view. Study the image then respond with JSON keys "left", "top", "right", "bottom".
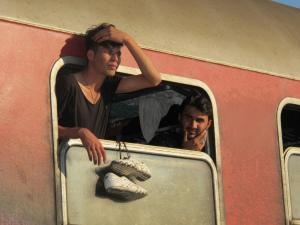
{"left": 58, "top": 126, "right": 106, "bottom": 165}
{"left": 124, "top": 37, "right": 161, "bottom": 86}
{"left": 58, "top": 125, "right": 84, "bottom": 139}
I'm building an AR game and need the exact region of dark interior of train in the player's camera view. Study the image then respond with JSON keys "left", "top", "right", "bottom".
{"left": 281, "top": 104, "right": 300, "bottom": 150}
{"left": 56, "top": 63, "right": 216, "bottom": 161}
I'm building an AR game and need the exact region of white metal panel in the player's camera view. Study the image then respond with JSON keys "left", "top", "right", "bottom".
{"left": 61, "top": 142, "right": 219, "bottom": 225}
{"left": 285, "top": 148, "right": 300, "bottom": 220}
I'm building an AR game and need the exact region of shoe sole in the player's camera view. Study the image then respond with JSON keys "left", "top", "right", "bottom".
{"left": 110, "top": 161, "right": 151, "bottom": 181}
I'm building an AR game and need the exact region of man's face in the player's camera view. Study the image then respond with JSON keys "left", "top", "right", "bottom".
{"left": 181, "top": 105, "right": 212, "bottom": 140}
{"left": 88, "top": 45, "right": 121, "bottom": 76}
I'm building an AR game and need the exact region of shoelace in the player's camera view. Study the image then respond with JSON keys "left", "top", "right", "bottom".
{"left": 115, "top": 139, "right": 131, "bottom": 160}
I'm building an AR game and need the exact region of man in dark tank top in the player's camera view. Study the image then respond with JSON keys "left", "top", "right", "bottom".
{"left": 56, "top": 23, "right": 161, "bottom": 165}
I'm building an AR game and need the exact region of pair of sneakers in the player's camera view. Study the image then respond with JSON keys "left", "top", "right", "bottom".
{"left": 104, "top": 159, "right": 151, "bottom": 200}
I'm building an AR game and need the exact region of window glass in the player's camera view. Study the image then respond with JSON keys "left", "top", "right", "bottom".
{"left": 281, "top": 104, "right": 300, "bottom": 150}
{"left": 63, "top": 144, "right": 218, "bottom": 225}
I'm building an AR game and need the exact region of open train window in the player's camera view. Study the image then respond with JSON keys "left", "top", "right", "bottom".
{"left": 51, "top": 56, "right": 223, "bottom": 225}
{"left": 278, "top": 98, "right": 300, "bottom": 225}
{"left": 281, "top": 104, "right": 300, "bottom": 150}
{"left": 54, "top": 58, "right": 216, "bottom": 161}
{"left": 106, "top": 76, "right": 216, "bottom": 161}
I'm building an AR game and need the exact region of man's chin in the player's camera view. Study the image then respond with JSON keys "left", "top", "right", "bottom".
{"left": 187, "top": 134, "right": 197, "bottom": 140}
{"left": 105, "top": 71, "right": 117, "bottom": 77}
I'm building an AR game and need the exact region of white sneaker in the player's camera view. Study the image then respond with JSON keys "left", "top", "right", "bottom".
{"left": 104, "top": 172, "right": 147, "bottom": 200}
{"left": 110, "top": 159, "right": 151, "bottom": 181}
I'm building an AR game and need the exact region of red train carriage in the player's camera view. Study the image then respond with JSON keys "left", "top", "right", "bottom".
{"left": 1, "top": 1, "right": 300, "bottom": 225}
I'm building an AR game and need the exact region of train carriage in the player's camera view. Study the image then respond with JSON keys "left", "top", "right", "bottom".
{"left": 1, "top": 1, "right": 300, "bottom": 225}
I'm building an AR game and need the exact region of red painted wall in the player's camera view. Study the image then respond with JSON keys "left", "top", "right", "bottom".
{"left": 1, "top": 19, "right": 300, "bottom": 224}
{"left": 0, "top": 20, "right": 64, "bottom": 225}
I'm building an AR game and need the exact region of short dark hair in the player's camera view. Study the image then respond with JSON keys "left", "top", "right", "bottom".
{"left": 180, "top": 94, "right": 213, "bottom": 120}
{"left": 84, "top": 23, "right": 123, "bottom": 52}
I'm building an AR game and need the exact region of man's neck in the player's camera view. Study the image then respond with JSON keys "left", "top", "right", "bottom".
{"left": 82, "top": 66, "right": 106, "bottom": 90}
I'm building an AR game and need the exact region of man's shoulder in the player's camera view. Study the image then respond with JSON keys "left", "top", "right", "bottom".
{"left": 56, "top": 73, "right": 77, "bottom": 88}
{"left": 101, "top": 75, "right": 122, "bottom": 94}
{"left": 55, "top": 73, "right": 78, "bottom": 98}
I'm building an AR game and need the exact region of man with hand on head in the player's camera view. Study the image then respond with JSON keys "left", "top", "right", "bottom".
{"left": 150, "top": 94, "right": 212, "bottom": 152}
{"left": 56, "top": 23, "right": 161, "bottom": 165}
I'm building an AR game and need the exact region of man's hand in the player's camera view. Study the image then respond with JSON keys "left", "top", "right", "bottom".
{"left": 78, "top": 128, "right": 106, "bottom": 165}
{"left": 92, "top": 26, "right": 130, "bottom": 44}
{"left": 182, "top": 129, "right": 208, "bottom": 152}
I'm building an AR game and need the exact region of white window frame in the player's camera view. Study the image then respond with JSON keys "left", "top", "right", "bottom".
{"left": 50, "top": 56, "right": 225, "bottom": 225}
{"left": 277, "top": 97, "right": 300, "bottom": 225}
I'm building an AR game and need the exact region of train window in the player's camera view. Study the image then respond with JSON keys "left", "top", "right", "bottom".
{"left": 54, "top": 58, "right": 217, "bottom": 161}
{"left": 281, "top": 104, "right": 300, "bottom": 150}
{"left": 278, "top": 99, "right": 300, "bottom": 225}
{"left": 106, "top": 78, "right": 216, "bottom": 161}
{"left": 51, "top": 56, "right": 223, "bottom": 225}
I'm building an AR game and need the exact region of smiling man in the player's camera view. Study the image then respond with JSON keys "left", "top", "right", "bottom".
{"left": 56, "top": 23, "right": 161, "bottom": 165}
{"left": 180, "top": 95, "right": 212, "bottom": 151}
{"left": 150, "top": 94, "right": 212, "bottom": 152}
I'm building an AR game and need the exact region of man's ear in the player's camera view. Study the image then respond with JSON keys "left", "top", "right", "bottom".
{"left": 87, "top": 49, "right": 94, "bottom": 61}
{"left": 207, "top": 119, "right": 212, "bottom": 129}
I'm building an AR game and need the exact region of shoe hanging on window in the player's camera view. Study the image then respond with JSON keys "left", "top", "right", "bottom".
{"left": 110, "top": 158, "right": 151, "bottom": 181}
{"left": 104, "top": 172, "right": 147, "bottom": 200}
{"left": 112, "top": 140, "right": 151, "bottom": 181}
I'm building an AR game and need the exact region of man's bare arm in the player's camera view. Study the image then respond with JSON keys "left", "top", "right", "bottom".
{"left": 93, "top": 26, "right": 161, "bottom": 93}
{"left": 58, "top": 125, "right": 106, "bottom": 165}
